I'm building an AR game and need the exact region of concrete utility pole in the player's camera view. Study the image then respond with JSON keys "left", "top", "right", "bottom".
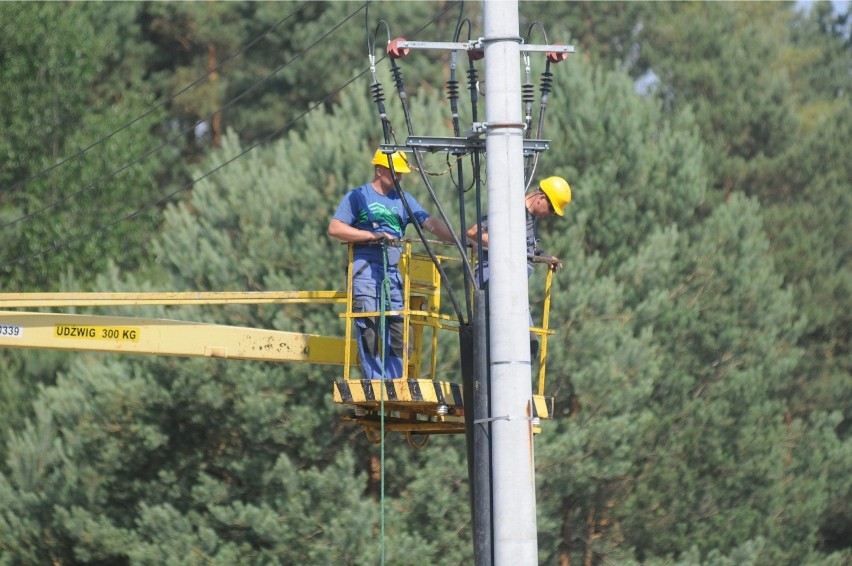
{"left": 482, "top": 1, "right": 539, "bottom": 563}
{"left": 390, "top": 5, "right": 572, "bottom": 562}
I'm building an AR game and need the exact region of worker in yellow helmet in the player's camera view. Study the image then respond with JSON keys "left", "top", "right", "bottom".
{"left": 466, "top": 175, "right": 572, "bottom": 357}
{"left": 328, "top": 149, "right": 454, "bottom": 379}
{"left": 466, "top": 175, "right": 571, "bottom": 277}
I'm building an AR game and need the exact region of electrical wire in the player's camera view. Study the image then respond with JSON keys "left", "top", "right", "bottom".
{"left": 448, "top": 9, "right": 477, "bottom": 320}
{"left": 1, "top": 1, "right": 312, "bottom": 198}
{"left": 2, "top": 2, "right": 460, "bottom": 270}
{"left": 0, "top": 1, "right": 367, "bottom": 232}
{"left": 373, "top": 1, "right": 475, "bottom": 324}
{"left": 0, "top": 69, "right": 368, "bottom": 270}
{"left": 524, "top": 21, "right": 553, "bottom": 192}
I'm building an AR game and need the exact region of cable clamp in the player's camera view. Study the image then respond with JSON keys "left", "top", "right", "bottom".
{"left": 471, "top": 121, "right": 527, "bottom": 132}
{"left": 480, "top": 35, "right": 523, "bottom": 45}
{"left": 490, "top": 360, "right": 532, "bottom": 367}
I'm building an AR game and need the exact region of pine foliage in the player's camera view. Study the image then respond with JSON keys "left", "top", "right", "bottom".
{"left": 0, "top": 2, "right": 849, "bottom": 564}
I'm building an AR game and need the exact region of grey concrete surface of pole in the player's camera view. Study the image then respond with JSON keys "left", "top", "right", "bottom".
{"left": 482, "top": 1, "right": 539, "bottom": 564}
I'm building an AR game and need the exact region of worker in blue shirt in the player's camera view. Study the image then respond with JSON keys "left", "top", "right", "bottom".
{"left": 329, "top": 150, "right": 454, "bottom": 379}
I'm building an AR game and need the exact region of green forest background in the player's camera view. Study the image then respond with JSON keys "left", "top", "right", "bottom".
{"left": 1, "top": 1, "right": 849, "bottom": 564}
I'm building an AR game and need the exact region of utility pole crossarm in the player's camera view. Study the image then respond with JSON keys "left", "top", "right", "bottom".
{"left": 394, "top": 40, "right": 574, "bottom": 54}
{"left": 382, "top": 137, "right": 550, "bottom": 156}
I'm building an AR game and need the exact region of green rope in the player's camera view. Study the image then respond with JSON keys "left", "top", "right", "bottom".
{"left": 378, "top": 240, "right": 392, "bottom": 565}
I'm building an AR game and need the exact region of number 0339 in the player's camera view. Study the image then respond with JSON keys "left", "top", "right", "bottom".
{"left": 0, "top": 324, "right": 23, "bottom": 338}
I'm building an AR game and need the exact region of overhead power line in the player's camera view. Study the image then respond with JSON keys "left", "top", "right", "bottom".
{"left": 0, "top": 1, "right": 366, "bottom": 232}
{"left": 1, "top": 73, "right": 368, "bottom": 270}
{"left": 0, "top": 1, "right": 311, "bottom": 197}
{"left": 1, "top": 0, "right": 462, "bottom": 269}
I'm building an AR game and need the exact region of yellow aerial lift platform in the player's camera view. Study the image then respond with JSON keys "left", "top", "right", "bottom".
{"left": 0, "top": 242, "right": 556, "bottom": 442}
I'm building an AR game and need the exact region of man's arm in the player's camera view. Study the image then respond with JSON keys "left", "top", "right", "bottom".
{"left": 328, "top": 218, "right": 389, "bottom": 243}
{"left": 465, "top": 222, "right": 488, "bottom": 249}
{"left": 422, "top": 216, "right": 457, "bottom": 243}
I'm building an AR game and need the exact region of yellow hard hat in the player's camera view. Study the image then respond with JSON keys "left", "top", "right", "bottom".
{"left": 371, "top": 149, "right": 411, "bottom": 174}
{"left": 539, "top": 176, "right": 571, "bottom": 216}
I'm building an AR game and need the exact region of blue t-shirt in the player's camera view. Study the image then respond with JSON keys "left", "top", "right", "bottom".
{"left": 333, "top": 183, "right": 430, "bottom": 266}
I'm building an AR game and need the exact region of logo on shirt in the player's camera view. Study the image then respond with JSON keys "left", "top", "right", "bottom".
{"left": 359, "top": 203, "right": 403, "bottom": 235}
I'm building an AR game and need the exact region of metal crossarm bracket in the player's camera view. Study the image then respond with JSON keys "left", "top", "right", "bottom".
{"left": 380, "top": 137, "right": 549, "bottom": 157}
{"left": 395, "top": 39, "right": 574, "bottom": 54}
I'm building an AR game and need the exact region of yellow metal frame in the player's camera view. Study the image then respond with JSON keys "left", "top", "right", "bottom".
{"left": 0, "top": 290, "right": 347, "bottom": 307}
{"left": 336, "top": 242, "right": 556, "bottom": 435}
{"left": 466, "top": 252, "right": 557, "bottom": 397}
{"left": 340, "top": 241, "right": 458, "bottom": 382}
{"left": 534, "top": 265, "right": 556, "bottom": 397}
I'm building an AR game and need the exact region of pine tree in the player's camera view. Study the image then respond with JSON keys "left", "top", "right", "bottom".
{"left": 1, "top": 3, "right": 849, "bottom": 563}
{"left": 0, "top": 79, "right": 477, "bottom": 562}
{"left": 0, "top": 2, "right": 176, "bottom": 290}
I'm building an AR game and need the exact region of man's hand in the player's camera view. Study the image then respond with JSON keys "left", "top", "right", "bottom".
{"left": 544, "top": 255, "right": 563, "bottom": 271}
{"left": 328, "top": 219, "right": 395, "bottom": 244}
{"left": 372, "top": 232, "right": 395, "bottom": 242}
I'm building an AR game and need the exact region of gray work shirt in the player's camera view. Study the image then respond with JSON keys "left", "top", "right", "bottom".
{"left": 474, "top": 208, "right": 540, "bottom": 283}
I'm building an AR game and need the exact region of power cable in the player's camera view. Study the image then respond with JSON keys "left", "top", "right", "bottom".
{"left": 1, "top": 1, "right": 312, "bottom": 197}
{"left": 0, "top": 1, "right": 366, "bottom": 232}
{"left": 1, "top": 70, "right": 368, "bottom": 270}
{"left": 373, "top": 3, "right": 474, "bottom": 324}
{"left": 1, "top": 1, "right": 459, "bottom": 269}
{"left": 368, "top": 5, "right": 465, "bottom": 563}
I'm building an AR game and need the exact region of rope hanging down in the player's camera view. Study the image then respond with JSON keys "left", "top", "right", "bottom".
{"left": 378, "top": 239, "right": 390, "bottom": 566}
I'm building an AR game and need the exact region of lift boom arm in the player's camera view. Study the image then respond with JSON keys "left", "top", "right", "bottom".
{"left": 0, "top": 309, "right": 353, "bottom": 365}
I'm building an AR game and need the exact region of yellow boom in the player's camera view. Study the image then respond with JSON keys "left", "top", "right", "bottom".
{"left": 0, "top": 290, "right": 352, "bottom": 363}
{"left": 0, "top": 310, "right": 352, "bottom": 365}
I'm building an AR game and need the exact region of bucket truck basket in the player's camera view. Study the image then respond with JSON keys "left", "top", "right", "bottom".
{"left": 333, "top": 241, "right": 556, "bottom": 442}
